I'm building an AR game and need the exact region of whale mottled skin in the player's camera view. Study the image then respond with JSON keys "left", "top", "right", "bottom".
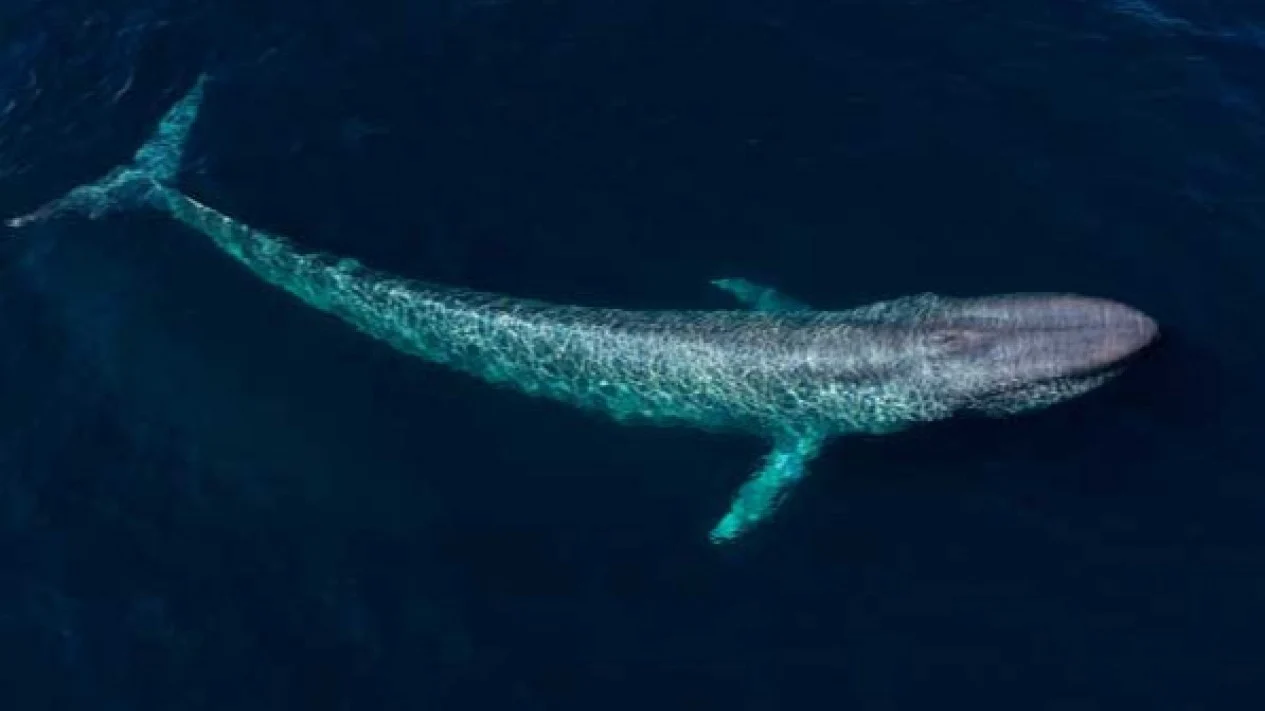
{"left": 8, "top": 76, "right": 1159, "bottom": 543}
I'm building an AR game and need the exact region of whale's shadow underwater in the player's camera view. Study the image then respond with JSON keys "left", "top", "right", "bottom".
{"left": 8, "top": 74, "right": 1160, "bottom": 543}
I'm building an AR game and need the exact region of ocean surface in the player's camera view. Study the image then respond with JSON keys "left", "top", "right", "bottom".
{"left": 2, "top": 0, "right": 1265, "bottom": 708}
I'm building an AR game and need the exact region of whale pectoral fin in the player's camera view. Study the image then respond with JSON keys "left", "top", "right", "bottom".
{"left": 710, "top": 277, "right": 812, "bottom": 312}
{"left": 708, "top": 435, "right": 825, "bottom": 544}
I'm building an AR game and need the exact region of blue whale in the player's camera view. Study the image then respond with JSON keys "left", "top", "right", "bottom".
{"left": 8, "top": 76, "right": 1158, "bottom": 543}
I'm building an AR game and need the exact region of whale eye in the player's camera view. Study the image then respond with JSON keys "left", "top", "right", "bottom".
{"left": 929, "top": 330, "right": 970, "bottom": 351}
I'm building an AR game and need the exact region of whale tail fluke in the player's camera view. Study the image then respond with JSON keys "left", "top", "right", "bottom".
{"left": 6, "top": 74, "right": 208, "bottom": 230}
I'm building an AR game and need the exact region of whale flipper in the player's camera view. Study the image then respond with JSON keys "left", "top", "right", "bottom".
{"left": 708, "top": 434, "right": 825, "bottom": 544}
{"left": 710, "top": 277, "right": 811, "bottom": 312}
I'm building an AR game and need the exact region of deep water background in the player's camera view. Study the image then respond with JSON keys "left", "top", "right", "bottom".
{"left": 3, "top": 0, "right": 1265, "bottom": 708}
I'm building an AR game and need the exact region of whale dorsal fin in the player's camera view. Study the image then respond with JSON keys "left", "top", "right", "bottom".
{"left": 710, "top": 277, "right": 812, "bottom": 312}
{"left": 708, "top": 434, "right": 825, "bottom": 544}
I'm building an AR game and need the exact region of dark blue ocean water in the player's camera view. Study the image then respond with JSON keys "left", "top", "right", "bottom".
{"left": 3, "top": 0, "right": 1265, "bottom": 708}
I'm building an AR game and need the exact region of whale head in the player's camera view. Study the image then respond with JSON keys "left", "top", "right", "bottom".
{"left": 913, "top": 293, "right": 1159, "bottom": 417}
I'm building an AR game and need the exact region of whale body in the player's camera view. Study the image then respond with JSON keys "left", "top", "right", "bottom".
{"left": 7, "top": 76, "right": 1159, "bottom": 543}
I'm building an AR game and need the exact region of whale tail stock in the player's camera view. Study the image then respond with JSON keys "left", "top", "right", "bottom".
{"left": 6, "top": 74, "right": 208, "bottom": 230}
